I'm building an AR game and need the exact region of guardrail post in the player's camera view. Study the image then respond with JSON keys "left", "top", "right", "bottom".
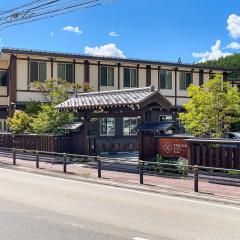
{"left": 97, "top": 157, "right": 101, "bottom": 178}
{"left": 194, "top": 165, "right": 199, "bottom": 192}
{"left": 36, "top": 151, "right": 40, "bottom": 169}
{"left": 63, "top": 153, "right": 67, "bottom": 173}
{"left": 139, "top": 161, "right": 144, "bottom": 184}
{"left": 12, "top": 148, "right": 16, "bottom": 165}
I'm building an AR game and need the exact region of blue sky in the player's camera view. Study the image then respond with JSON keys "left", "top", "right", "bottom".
{"left": 1, "top": 0, "right": 240, "bottom": 63}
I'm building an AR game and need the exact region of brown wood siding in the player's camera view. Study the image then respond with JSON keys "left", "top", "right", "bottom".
{"left": 84, "top": 60, "right": 90, "bottom": 83}
{"left": 9, "top": 55, "right": 17, "bottom": 117}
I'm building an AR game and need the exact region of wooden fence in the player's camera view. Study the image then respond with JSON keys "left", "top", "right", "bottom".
{"left": 0, "top": 133, "right": 70, "bottom": 153}
{"left": 187, "top": 139, "right": 240, "bottom": 170}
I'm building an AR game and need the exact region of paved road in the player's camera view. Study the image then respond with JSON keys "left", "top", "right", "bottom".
{"left": 0, "top": 168, "right": 239, "bottom": 240}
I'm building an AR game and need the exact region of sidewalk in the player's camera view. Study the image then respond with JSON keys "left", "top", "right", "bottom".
{"left": 0, "top": 154, "right": 240, "bottom": 201}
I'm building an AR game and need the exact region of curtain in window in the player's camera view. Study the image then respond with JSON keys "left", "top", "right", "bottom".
{"left": 39, "top": 62, "right": 47, "bottom": 82}
{"left": 57, "top": 64, "right": 66, "bottom": 80}
{"left": 66, "top": 64, "right": 73, "bottom": 83}
{"left": 100, "top": 118, "right": 115, "bottom": 136}
{"left": 160, "top": 71, "right": 166, "bottom": 89}
{"left": 186, "top": 72, "right": 192, "bottom": 88}
{"left": 124, "top": 68, "right": 130, "bottom": 87}
{"left": 30, "top": 62, "right": 39, "bottom": 82}
{"left": 166, "top": 71, "right": 172, "bottom": 89}
{"left": 100, "top": 67, "right": 108, "bottom": 86}
{"left": 108, "top": 67, "right": 114, "bottom": 86}
{"left": 130, "top": 69, "right": 137, "bottom": 87}
{"left": 179, "top": 72, "right": 186, "bottom": 90}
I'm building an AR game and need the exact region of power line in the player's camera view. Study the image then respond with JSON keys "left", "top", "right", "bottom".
{"left": 0, "top": 0, "right": 116, "bottom": 30}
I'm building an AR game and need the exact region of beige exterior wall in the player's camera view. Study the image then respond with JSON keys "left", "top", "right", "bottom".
{"left": 0, "top": 87, "right": 7, "bottom": 96}
{"left": 138, "top": 68, "right": 146, "bottom": 88}
{"left": 0, "top": 97, "right": 9, "bottom": 105}
{"left": 0, "top": 52, "right": 226, "bottom": 109}
{"left": 75, "top": 63, "right": 84, "bottom": 86}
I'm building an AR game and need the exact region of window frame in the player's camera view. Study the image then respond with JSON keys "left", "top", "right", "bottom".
{"left": 123, "top": 68, "right": 137, "bottom": 88}
{"left": 100, "top": 66, "right": 114, "bottom": 87}
{"left": 179, "top": 72, "right": 193, "bottom": 90}
{"left": 30, "top": 61, "right": 47, "bottom": 83}
{"left": 123, "top": 117, "right": 138, "bottom": 136}
{"left": 99, "top": 118, "right": 115, "bottom": 136}
{"left": 57, "top": 63, "right": 74, "bottom": 83}
{"left": 159, "top": 70, "right": 172, "bottom": 89}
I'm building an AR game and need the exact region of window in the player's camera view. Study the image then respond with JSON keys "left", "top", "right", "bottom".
{"left": 160, "top": 115, "right": 173, "bottom": 123}
{"left": 0, "top": 71, "right": 7, "bottom": 86}
{"left": 124, "top": 68, "right": 137, "bottom": 87}
{"left": 0, "top": 119, "right": 7, "bottom": 132}
{"left": 100, "top": 66, "right": 114, "bottom": 86}
{"left": 160, "top": 71, "right": 172, "bottom": 89}
{"left": 30, "top": 61, "right": 47, "bottom": 82}
{"left": 57, "top": 63, "right": 74, "bottom": 83}
{"left": 123, "top": 117, "right": 138, "bottom": 135}
{"left": 179, "top": 72, "right": 192, "bottom": 90}
{"left": 100, "top": 118, "right": 115, "bottom": 136}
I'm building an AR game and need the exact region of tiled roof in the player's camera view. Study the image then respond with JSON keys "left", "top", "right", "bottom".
{"left": 56, "top": 86, "right": 171, "bottom": 110}
{"left": 1, "top": 47, "right": 235, "bottom": 71}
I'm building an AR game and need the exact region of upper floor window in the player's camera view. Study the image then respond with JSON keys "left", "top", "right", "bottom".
{"left": 123, "top": 117, "right": 138, "bottom": 135}
{"left": 160, "top": 71, "right": 172, "bottom": 89}
{"left": 124, "top": 68, "right": 137, "bottom": 88}
{"left": 57, "top": 63, "right": 73, "bottom": 83}
{"left": 0, "top": 71, "right": 7, "bottom": 86}
{"left": 179, "top": 72, "right": 192, "bottom": 90}
{"left": 100, "top": 66, "right": 114, "bottom": 86}
{"left": 100, "top": 118, "right": 115, "bottom": 136}
{"left": 30, "top": 61, "right": 47, "bottom": 83}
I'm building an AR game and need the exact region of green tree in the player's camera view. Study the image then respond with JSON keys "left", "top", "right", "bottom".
{"left": 30, "top": 104, "right": 75, "bottom": 134}
{"left": 8, "top": 111, "right": 32, "bottom": 134}
{"left": 33, "top": 79, "right": 91, "bottom": 104}
{"left": 8, "top": 79, "right": 91, "bottom": 134}
{"left": 178, "top": 74, "right": 240, "bottom": 137}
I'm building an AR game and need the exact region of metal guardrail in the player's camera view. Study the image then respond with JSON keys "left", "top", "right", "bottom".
{"left": 0, "top": 147, "right": 239, "bottom": 193}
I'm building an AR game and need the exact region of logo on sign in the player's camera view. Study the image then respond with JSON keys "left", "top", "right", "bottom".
{"left": 163, "top": 142, "right": 172, "bottom": 153}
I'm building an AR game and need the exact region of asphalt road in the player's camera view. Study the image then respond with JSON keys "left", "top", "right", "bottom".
{"left": 0, "top": 168, "right": 239, "bottom": 240}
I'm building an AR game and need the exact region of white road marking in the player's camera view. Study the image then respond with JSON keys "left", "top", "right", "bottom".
{"left": 1, "top": 167, "right": 240, "bottom": 210}
{"left": 133, "top": 237, "right": 149, "bottom": 240}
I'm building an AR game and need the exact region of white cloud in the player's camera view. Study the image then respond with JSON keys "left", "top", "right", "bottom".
{"left": 109, "top": 31, "right": 120, "bottom": 37}
{"left": 227, "top": 14, "right": 240, "bottom": 39}
{"left": 226, "top": 41, "right": 240, "bottom": 49}
{"left": 62, "top": 26, "right": 83, "bottom": 34}
{"left": 84, "top": 43, "right": 126, "bottom": 58}
{"left": 50, "top": 32, "right": 54, "bottom": 37}
{"left": 192, "top": 40, "right": 232, "bottom": 62}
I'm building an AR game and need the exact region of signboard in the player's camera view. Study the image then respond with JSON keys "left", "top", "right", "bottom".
{"left": 159, "top": 138, "right": 188, "bottom": 158}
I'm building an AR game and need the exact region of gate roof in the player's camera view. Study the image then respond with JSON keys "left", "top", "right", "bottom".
{"left": 56, "top": 86, "right": 172, "bottom": 111}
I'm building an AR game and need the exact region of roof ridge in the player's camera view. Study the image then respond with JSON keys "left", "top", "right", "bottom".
{"left": 76, "top": 86, "right": 154, "bottom": 97}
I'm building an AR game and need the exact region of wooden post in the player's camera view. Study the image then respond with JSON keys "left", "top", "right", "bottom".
{"left": 194, "top": 165, "right": 199, "bottom": 192}
{"left": 97, "top": 157, "right": 102, "bottom": 178}
{"left": 12, "top": 148, "right": 16, "bottom": 165}
{"left": 63, "top": 153, "right": 67, "bottom": 173}
{"left": 139, "top": 161, "right": 144, "bottom": 184}
{"left": 36, "top": 151, "right": 40, "bottom": 169}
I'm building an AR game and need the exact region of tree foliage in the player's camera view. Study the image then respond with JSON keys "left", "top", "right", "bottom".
{"left": 8, "top": 79, "right": 91, "bottom": 134}
{"left": 8, "top": 111, "right": 32, "bottom": 134}
{"left": 197, "top": 53, "right": 240, "bottom": 78}
{"left": 178, "top": 74, "right": 240, "bottom": 137}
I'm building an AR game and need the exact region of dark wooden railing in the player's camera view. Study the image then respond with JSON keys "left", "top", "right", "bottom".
{"left": 0, "top": 133, "right": 70, "bottom": 153}
{"left": 187, "top": 139, "right": 240, "bottom": 170}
